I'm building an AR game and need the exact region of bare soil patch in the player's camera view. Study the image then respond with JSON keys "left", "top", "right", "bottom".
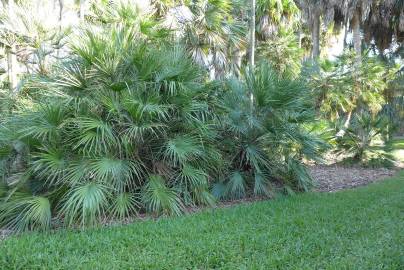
{"left": 309, "top": 165, "right": 397, "bottom": 192}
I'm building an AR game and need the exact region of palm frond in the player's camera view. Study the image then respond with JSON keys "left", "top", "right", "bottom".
{"left": 0, "top": 195, "right": 51, "bottom": 232}
{"left": 141, "top": 175, "right": 183, "bottom": 216}
{"left": 59, "top": 182, "right": 110, "bottom": 227}
{"left": 72, "top": 117, "right": 117, "bottom": 155}
{"left": 109, "top": 192, "right": 140, "bottom": 220}
{"left": 225, "top": 171, "right": 246, "bottom": 199}
{"left": 32, "top": 147, "right": 67, "bottom": 186}
{"left": 163, "top": 135, "right": 203, "bottom": 166}
{"left": 90, "top": 157, "right": 144, "bottom": 192}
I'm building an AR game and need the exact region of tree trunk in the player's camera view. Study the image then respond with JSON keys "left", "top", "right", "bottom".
{"left": 6, "top": 0, "right": 17, "bottom": 94}
{"left": 351, "top": 10, "right": 361, "bottom": 65}
{"left": 6, "top": 45, "right": 17, "bottom": 93}
{"left": 249, "top": 0, "right": 255, "bottom": 66}
{"left": 233, "top": 48, "right": 243, "bottom": 78}
{"left": 336, "top": 12, "right": 361, "bottom": 138}
{"left": 336, "top": 111, "right": 352, "bottom": 137}
{"left": 311, "top": 13, "right": 320, "bottom": 59}
{"left": 343, "top": 110, "right": 352, "bottom": 128}
{"left": 79, "top": 0, "right": 85, "bottom": 21}
{"left": 337, "top": 12, "right": 361, "bottom": 138}
{"left": 58, "top": 0, "right": 64, "bottom": 26}
{"left": 248, "top": 0, "right": 256, "bottom": 112}
{"left": 297, "top": 30, "right": 302, "bottom": 48}
{"left": 343, "top": 19, "right": 349, "bottom": 49}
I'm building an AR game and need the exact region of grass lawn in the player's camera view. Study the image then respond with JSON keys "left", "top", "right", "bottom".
{"left": 1, "top": 171, "right": 403, "bottom": 269}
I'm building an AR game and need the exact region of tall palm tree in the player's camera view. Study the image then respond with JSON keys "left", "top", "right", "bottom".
{"left": 294, "top": 0, "right": 330, "bottom": 59}
{"left": 255, "top": 0, "right": 302, "bottom": 77}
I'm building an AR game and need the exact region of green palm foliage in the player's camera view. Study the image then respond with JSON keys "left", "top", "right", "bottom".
{"left": 0, "top": 194, "right": 51, "bottom": 231}
{"left": 142, "top": 175, "right": 183, "bottom": 216}
{"left": 336, "top": 112, "right": 395, "bottom": 167}
{"left": 169, "top": 0, "right": 247, "bottom": 78}
{"left": 0, "top": 22, "right": 220, "bottom": 231}
{"left": 257, "top": 0, "right": 300, "bottom": 38}
{"left": 0, "top": 3, "right": 328, "bottom": 232}
{"left": 306, "top": 50, "right": 394, "bottom": 122}
{"left": 217, "top": 62, "right": 325, "bottom": 196}
{"left": 257, "top": 30, "right": 303, "bottom": 78}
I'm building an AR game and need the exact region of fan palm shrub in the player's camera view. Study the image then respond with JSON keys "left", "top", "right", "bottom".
{"left": 0, "top": 3, "right": 327, "bottom": 232}
{"left": 336, "top": 112, "right": 395, "bottom": 167}
{"left": 0, "top": 22, "right": 222, "bottom": 231}
{"left": 215, "top": 62, "right": 325, "bottom": 198}
{"left": 306, "top": 51, "right": 390, "bottom": 122}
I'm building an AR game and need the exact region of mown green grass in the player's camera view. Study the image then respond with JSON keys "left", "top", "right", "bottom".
{"left": 1, "top": 171, "right": 403, "bottom": 270}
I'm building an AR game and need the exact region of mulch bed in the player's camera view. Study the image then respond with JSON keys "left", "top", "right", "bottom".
{"left": 309, "top": 165, "right": 397, "bottom": 192}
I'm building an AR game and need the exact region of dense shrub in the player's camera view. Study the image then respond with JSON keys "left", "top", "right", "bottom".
{"left": 0, "top": 25, "right": 222, "bottom": 230}
{"left": 0, "top": 24, "right": 324, "bottom": 231}
{"left": 216, "top": 63, "right": 325, "bottom": 198}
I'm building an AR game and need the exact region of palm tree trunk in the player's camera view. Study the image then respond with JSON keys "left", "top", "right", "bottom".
{"left": 337, "top": 11, "right": 362, "bottom": 137}
{"left": 336, "top": 111, "right": 352, "bottom": 137}
{"left": 5, "top": 0, "right": 17, "bottom": 94}
{"left": 352, "top": 10, "right": 361, "bottom": 65}
{"left": 311, "top": 13, "right": 320, "bottom": 59}
{"left": 6, "top": 45, "right": 17, "bottom": 93}
{"left": 343, "top": 19, "right": 348, "bottom": 49}
{"left": 79, "top": 0, "right": 85, "bottom": 20}
{"left": 233, "top": 48, "right": 243, "bottom": 78}
{"left": 58, "top": 0, "right": 64, "bottom": 26}
{"left": 249, "top": 0, "right": 255, "bottom": 66}
{"left": 343, "top": 111, "right": 352, "bottom": 129}
{"left": 298, "top": 30, "right": 302, "bottom": 48}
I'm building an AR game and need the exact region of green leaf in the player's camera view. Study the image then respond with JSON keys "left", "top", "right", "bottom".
{"left": 60, "top": 182, "right": 110, "bottom": 227}
{"left": 226, "top": 171, "right": 246, "bottom": 199}
{"left": 109, "top": 192, "right": 140, "bottom": 220}
{"left": 141, "top": 175, "right": 183, "bottom": 216}
{"left": 0, "top": 195, "right": 51, "bottom": 232}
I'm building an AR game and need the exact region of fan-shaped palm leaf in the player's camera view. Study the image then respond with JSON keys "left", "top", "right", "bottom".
{"left": 90, "top": 157, "right": 144, "bottom": 192}
{"left": 32, "top": 147, "right": 67, "bottom": 186}
{"left": 73, "top": 117, "right": 117, "bottom": 155}
{"left": 163, "top": 135, "right": 203, "bottom": 166}
{"left": 141, "top": 174, "right": 183, "bottom": 216}
{"left": 19, "top": 103, "right": 66, "bottom": 142}
{"left": 225, "top": 171, "right": 246, "bottom": 199}
{"left": 0, "top": 195, "right": 51, "bottom": 232}
{"left": 60, "top": 182, "right": 110, "bottom": 227}
{"left": 109, "top": 192, "right": 140, "bottom": 220}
